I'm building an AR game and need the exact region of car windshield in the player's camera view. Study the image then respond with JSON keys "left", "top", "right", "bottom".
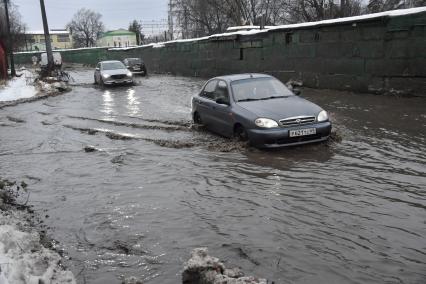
{"left": 127, "top": 58, "right": 142, "bottom": 64}
{"left": 231, "top": 77, "right": 294, "bottom": 102}
{"left": 102, "top": 62, "right": 126, "bottom": 70}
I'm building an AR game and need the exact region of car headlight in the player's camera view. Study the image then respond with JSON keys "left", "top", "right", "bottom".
{"left": 126, "top": 71, "right": 133, "bottom": 77}
{"left": 317, "top": 110, "right": 328, "bottom": 122}
{"left": 102, "top": 73, "right": 110, "bottom": 79}
{"left": 255, "top": 118, "right": 278, "bottom": 128}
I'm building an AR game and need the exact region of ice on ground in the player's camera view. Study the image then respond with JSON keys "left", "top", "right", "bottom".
{"left": 0, "top": 70, "right": 37, "bottom": 102}
{"left": 0, "top": 210, "right": 76, "bottom": 284}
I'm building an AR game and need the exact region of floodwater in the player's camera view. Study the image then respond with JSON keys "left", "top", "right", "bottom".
{"left": 0, "top": 70, "right": 425, "bottom": 284}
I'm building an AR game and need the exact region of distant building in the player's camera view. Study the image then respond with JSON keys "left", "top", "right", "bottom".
{"left": 97, "top": 29, "right": 137, "bottom": 48}
{"left": 25, "top": 29, "right": 72, "bottom": 51}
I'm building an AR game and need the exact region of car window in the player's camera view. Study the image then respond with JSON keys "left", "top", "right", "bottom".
{"left": 231, "top": 77, "right": 294, "bottom": 102}
{"left": 128, "top": 58, "right": 142, "bottom": 64}
{"left": 213, "top": 81, "right": 230, "bottom": 104}
{"left": 201, "top": 80, "right": 218, "bottom": 100}
{"left": 102, "top": 61, "right": 126, "bottom": 70}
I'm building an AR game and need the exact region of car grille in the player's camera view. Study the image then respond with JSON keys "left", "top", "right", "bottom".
{"left": 279, "top": 116, "right": 316, "bottom": 127}
{"left": 111, "top": 74, "right": 126, "bottom": 79}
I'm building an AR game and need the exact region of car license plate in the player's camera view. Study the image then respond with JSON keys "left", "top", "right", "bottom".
{"left": 289, "top": 128, "right": 316, "bottom": 137}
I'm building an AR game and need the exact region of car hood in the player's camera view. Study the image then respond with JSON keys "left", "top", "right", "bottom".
{"left": 236, "top": 96, "right": 323, "bottom": 120}
{"left": 101, "top": 69, "right": 129, "bottom": 76}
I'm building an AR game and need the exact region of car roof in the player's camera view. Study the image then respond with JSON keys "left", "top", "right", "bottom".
{"left": 99, "top": 60, "right": 123, "bottom": 64}
{"left": 212, "top": 73, "right": 272, "bottom": 83}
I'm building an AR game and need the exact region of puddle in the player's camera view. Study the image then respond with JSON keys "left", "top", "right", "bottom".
{"left": 0, "top": 72, "right": 425, "bottom": 284}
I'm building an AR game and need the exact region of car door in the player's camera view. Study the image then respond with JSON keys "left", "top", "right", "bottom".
{"left": 95, "top": 63, "right": 101, "bottom": 82}
{"left": 193, "top": 79, "right": 218, "bottom": 126}
{"left": 208, "top": 80, "right": 234, "bottom": 137}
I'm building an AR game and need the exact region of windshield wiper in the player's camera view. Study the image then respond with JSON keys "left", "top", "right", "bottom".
{"left": 237, "top": 98, "right": 262, "bottom": 102}
{"left": 259, "top": 95, "right": 288, "bottom": 100}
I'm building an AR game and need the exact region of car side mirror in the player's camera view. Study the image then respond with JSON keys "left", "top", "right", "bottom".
{"left": 293, "top": 88, "right": 301, "bottom": 96}
{"left": 216, "top": 98, "right": 229, "bottom": 105}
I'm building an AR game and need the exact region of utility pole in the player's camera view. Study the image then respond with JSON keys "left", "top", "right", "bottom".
{"left": 3, "top": 0, "right": 16, "bottom": 77}
{"left": 39, "top": 0, "right": 53, "bottom": 75}
{"left": 168, "top": 0, "right": 174, "bottom": 40}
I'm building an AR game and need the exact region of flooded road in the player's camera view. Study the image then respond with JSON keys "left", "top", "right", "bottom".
{"left": 0, "top": 71, "right": 425, "bottom": 284}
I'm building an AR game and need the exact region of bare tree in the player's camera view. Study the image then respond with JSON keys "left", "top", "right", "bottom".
{"left": 67, "top": 8, "right": 104, "bottom": 48}
{"left": 0, "top": 1, "right": 27, "bottom": 51}
{"left": 129, "top": 20, "right": 144, "bottom": 45}
{"left": 170, "top": 0, "right": 426, "bottom": 39}
{"left": 367, "top": 0, "right": 425, "bottom": 13}
{"left": 172, "top": 0, "right": 289, "bottom": 37}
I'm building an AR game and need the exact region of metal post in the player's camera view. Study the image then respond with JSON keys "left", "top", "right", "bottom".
{"left": 39, "top": 0, "right": 53, "bottom": 75}
{"left": 260, "top": 14, "right": 266, "bottom": 30}
{"left": 3, "top": 0, "right": 16, "bottom": 77}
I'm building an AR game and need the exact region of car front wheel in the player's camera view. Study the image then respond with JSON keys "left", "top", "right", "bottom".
{"left": 193, "top": 112, "right": 202, "bottom": 125}
{"left": 234, "top": 125, "right": 248, "bottom": 141}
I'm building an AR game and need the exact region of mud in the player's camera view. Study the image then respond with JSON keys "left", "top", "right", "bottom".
{"left": 0, "top": 71, "right": 425, "bottom": 284}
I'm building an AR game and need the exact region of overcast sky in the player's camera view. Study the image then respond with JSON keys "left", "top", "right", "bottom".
{"left": 12, "top": 0, "right": 169, "bottom": 35}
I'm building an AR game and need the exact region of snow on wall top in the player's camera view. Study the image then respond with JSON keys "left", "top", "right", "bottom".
{"left": 15, "top": 7, "right": 426, "bottom": 55}
{"left": 27, "top": 30, "right": 70, "bottom": 35}
{"left": 268, "top": 6, "right": 426, "bottom": 31}
{"left": 226, "top": 25, "right": 276, "bottom": 31}
{"left": 141, "top": 7, "right": 426, "bottom": 48}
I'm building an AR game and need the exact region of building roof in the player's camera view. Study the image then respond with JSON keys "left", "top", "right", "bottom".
{"left": 27, "top": 30, "right": 69, "bottom": 35}
{"left": 100, "top": 29, "right": 136, "bottom": 38}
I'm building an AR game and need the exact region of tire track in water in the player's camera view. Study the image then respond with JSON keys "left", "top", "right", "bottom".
{"left": 62, "top": 117, "right": 252, "bottom": 152}
{"left": 66, "top": 115, "right": 191, "bottom": 132}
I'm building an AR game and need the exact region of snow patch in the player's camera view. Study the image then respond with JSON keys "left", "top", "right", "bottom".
{"left": 0, "top": 70, "right": 38, "bottom": 102}
{"left": 26, "top": 30, "right": 69, "bottom": 35}
{"left": 0, "top": 210, "right": 76, "bottom": 284}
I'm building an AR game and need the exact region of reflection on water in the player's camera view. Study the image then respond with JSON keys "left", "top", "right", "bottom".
{"left": 126, "top": 88, "right": 140, "bottom": 116}
{"left": 102, "top": 90, "right": 114, "bottom": 117}
{"left": 0, "top": 74, "right": 425, "bottom": 284}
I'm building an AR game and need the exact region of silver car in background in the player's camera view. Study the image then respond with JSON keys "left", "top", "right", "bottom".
{"left": 94, "top": 60, "right": 133, "bottom": 86}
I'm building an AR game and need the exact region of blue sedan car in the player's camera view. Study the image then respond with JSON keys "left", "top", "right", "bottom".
{"left": 191, "top": 74, "right": 332, "bottom": 148}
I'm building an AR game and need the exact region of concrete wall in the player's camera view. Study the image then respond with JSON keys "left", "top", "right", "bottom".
{"left": 14, "top": 10, "right": 426, "bottom": 96}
